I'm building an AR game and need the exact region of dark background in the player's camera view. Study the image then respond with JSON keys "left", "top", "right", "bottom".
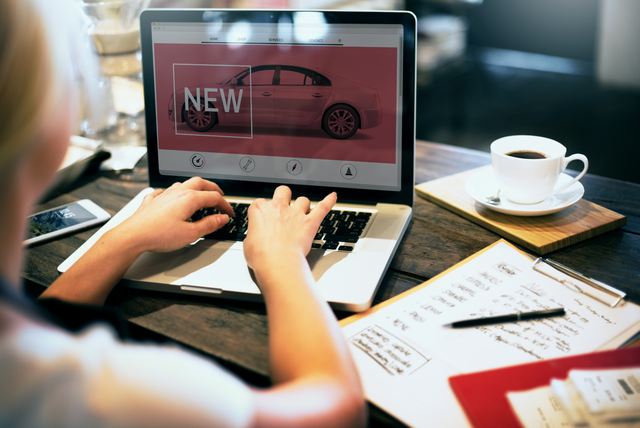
{"left": 151, "top": 0, "right": 640, "bottom": 184}
{"left": 411, "top": 0, "right": 640, "bottom": 184}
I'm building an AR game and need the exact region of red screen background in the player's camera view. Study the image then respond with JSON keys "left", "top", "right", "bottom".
{"left": 154, "top": 43, "right": 398, "bottom": 164}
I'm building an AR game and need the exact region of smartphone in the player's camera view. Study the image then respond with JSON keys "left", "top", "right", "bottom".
{"left": 24, "top": 199, "right": 111, "bottom": 246}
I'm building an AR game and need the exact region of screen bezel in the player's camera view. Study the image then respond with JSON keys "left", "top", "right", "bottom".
{"left": 140, "top": 9, "right": 416, "bottom": 207}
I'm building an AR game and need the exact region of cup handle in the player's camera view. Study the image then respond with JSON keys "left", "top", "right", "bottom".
{"left": 552, "top": 154, "right": 589, "bottom": 194}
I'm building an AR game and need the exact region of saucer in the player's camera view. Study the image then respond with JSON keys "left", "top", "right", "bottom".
{"left": 464, "top": 168, "right": 584, "bottom": 216}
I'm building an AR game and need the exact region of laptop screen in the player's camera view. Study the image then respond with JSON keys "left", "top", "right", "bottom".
{"left": 141, "top": 10, "right": 416, "bottom": 205}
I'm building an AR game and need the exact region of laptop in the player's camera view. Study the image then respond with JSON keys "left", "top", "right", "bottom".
{"left": 59, "top": 9, "right": 416, "bottom": 312}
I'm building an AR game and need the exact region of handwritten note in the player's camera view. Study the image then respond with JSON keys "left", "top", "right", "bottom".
{"left": 341, "top": 241, "right": 640, "bottom": 428}
{"left": 349, "top": 325, "right": 431, "bottom": 376}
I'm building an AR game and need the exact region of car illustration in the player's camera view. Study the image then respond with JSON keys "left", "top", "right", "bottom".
{"left": 168, "top": 64, "right": 383, "bottom": 139}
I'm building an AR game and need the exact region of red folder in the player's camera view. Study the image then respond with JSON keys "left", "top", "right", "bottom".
{"left": 449, "top": 347, "right": 640, "bottom": 428}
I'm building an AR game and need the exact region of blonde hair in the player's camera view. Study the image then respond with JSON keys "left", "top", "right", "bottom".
{"left": 0, "top": 0, "right": 73, "bottom": 179}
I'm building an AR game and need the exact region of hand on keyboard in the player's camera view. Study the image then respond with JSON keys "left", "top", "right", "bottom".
{"left": 243, "top": 186, "right": 337, "bottom": 271}
{"left": 191, "top": 195, "right": 372, "bottom": 253}
{"left": 119, "top": 177, "right": 234, "bottom": 253}
{"left": 191, "top": 203, "right": 250, "bottom": 241}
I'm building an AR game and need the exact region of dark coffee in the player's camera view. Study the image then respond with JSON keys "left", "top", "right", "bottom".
{"left": 506, "top": 150, "right": 548, "bottom": 160}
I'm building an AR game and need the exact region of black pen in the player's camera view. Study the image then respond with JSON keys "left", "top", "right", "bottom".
{"left": 443, "top": 308, "right": 566, "bottom": 328}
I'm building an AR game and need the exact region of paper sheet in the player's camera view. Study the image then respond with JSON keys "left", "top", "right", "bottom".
{"left": 507, "top": 385, "right": 640, "bottom": 428}
{"left": 341, "top": 241, "right": 640, "bottom": 428}
{"left": 100, "top": 146, "right": 147, "bottom": 171}
{"left": 507, "top": 386, "right": 574, "bottom": 428}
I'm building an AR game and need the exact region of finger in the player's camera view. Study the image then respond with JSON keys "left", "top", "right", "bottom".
{"left": 180, "top": 177, "right": 225, "bottom": 195}
{"left": 211, "top": 193, "right": 234, "bottom": 217}
{"left": 293, "top": 196, "right": 311, "bottom": 213}
{"left": 188, "top": 190, "right": 234, "bottom": 217}
{"left": 145, "top": 188, "right": 164, "bottom": 201}
{"left": 191, "top": 213, "right": 229, "bottom": 236}
{"left": 247, "top": 198, "right": 266, "bottom": 219}
{"left": 309, "top": 192, "right": 337, "bottom": 222}
{"left": 271, "top": 185, "right": 292, "bottom": 204}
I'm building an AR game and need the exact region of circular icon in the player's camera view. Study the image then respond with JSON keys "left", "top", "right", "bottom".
{"left": 286, "top": 159, "right": 302, "bottom": 175}
{"left": 340, "top": 163, "right": 357, "bottom": 180}
{"left": 190, "top": 153, "right": 205, "bottom": 169}
{"left": 239, "top": 156, "right": 255, "bottom": 173}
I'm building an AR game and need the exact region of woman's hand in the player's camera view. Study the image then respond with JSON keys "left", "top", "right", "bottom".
{"left": 41, "top": 177, "right": 234, "bottom": 305}
{"left": 241, "top": 187, "right": 366, "bottom": 428}
{"left": 243, "top": 186, "right": 337, "bottom": 271}
{"left": 116, "top": 177, "right": 234, "bottom": 253}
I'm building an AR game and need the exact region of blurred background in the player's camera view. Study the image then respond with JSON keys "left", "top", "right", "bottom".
{"left": 149, "top": 0, "right": 640, "bottom": 184}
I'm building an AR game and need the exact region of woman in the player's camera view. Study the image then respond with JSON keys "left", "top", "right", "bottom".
{"left": 0, "top": 0, "right": 365, "bottom": 426}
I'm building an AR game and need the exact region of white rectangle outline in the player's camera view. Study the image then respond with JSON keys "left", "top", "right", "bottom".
{"left": 172, "top": 63, "right": 253, "bottom": 139}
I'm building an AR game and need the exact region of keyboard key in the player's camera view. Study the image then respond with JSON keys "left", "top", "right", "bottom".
{"left": 324, "top": 234, "right": 359, "bottom": 243}
{"left": 335, "top": 227, "right": 361, "bottom": 235}
{"left": 338, "top": 245, "right": 354, "bottom": 251}
{"left": 323, "top": 242, "right": 339, "bottom": 250}
{"left": 321, "top": 217, "right": 334, "bottom": 226}
{"left": 319, "top": 225, "right": 335, "bottom": 234}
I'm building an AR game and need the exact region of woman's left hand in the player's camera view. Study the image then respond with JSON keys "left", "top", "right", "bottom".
{"left": 116, "top": 177, "right": 234, "bottom": 253}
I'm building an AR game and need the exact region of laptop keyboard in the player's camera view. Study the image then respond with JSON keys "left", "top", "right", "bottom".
{"left": 313, "top": 210, "right": 372, "bottom": 251}
{"left": 190, "top": 203, "right": 373, "bottom": 251}
{"left": 190, "top": 203, "right": 250, "bottom": 242}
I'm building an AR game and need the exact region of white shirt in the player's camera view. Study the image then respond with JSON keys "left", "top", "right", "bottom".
{"left": 0, "top": 303, "right": 256, "bottom": 428}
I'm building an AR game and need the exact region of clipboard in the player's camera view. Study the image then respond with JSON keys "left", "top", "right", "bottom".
{"left": 448, "top": 347, "right": 640, "bottom": 428}
{"left": 529, "top": 256, "right": 626, "bottom": 307}
{"left": 341, "top": 239, "right": 627, "bottom": 329}
{"left": 339, "top": 239, "right": 640, "bottom": 428}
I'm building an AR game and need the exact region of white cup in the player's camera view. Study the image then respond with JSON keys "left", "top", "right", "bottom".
{"left": 490, "top": 135, "right": 589, "bottom": 204}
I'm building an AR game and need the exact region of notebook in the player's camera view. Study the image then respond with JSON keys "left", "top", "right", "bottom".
{"left": 59, "top": 9, "right": 417, "bottom": 312}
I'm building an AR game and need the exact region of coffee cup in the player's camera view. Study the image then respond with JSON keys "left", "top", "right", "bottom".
{"left": 490, "top": 135, "right": 588, "bottom": 204}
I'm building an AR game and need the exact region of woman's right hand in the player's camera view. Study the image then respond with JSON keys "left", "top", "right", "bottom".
{"left": 242, "top": 187, "right": 366, "bottom": 428}
{"left": 243, "top": 186, "right": 336, "bottom": 272}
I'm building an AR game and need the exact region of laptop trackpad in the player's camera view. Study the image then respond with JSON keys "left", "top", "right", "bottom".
{"left": 164, "top": 240, "right": 236, "bottom": 278}
{"left": 162, "top": 240, "right": 262, "bottom": 293}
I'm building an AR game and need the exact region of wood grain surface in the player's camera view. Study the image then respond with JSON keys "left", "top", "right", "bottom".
{"left": 415, "top": 165, "right": 627, "bottom": 254}
{"left": 21, "top": 141, "right": 640, "bottom": 405}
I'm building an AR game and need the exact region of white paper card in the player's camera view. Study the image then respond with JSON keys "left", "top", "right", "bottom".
{"left": 507, "top": 386, "right": 572, "bottom": 428}
{"left": 570, "top": 368, "right": 640, "bottom": 418}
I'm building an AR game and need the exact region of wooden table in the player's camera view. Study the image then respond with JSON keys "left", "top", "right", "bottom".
{"left": 22, "top": 141, "right": 640, "bottom": 421}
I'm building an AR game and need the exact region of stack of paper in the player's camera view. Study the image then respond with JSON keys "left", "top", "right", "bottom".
{"left": 508, "top": 368, "right": 640, "bottom": 428}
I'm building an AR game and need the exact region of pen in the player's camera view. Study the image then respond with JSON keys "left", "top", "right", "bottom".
{"left": 443, "top": 308, "right": 566, "bottom": 328}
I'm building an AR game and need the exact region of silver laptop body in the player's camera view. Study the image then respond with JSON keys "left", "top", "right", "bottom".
{"left": 59, "top": 9, "right": 417, "bottom": 312}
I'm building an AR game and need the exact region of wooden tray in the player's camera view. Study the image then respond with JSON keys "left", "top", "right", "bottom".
{"left": 415, "top": 166, "right": 627, "bottom": 254}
